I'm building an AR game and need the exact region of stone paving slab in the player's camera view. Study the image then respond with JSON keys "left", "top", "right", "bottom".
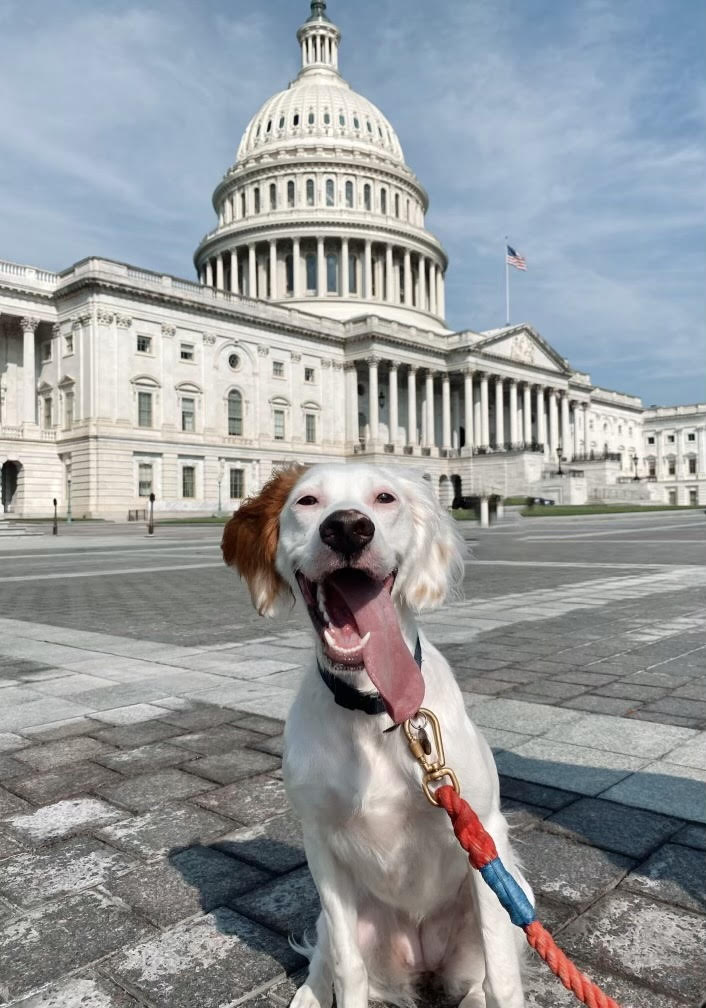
{"left": 232, "top": 865, "right": 319, "bottom": 939}
{"left": 96, "top": 803, "right": 235, "bottom": 858}
{"left": 4, "top": 797, "right": 126, "bottom": 847}
{"left": 7, "top": 760, "right": 123, "bottom": 805}
{"left": 97, "top": 768, "right": 216, "bottom": 813}
{"left": 620, "top": 842, "right": 706, "bottom": 914}
{"left": 543, "top": 797, "right": 683, "bottom": 858}
{"left": 494, "top": 737, "right": 647, "bottom": 795}
{"left": 104, "top": 909, "right": 303, "bottom": 1008}
{"left": 3, "top": 972, "right": 143, "bottom": 1008}
{"left": 602, "top": 759, "right": 706, "bottom": 823}
{"left": 0, "top": 889, "right": 156, "bottom": 1001}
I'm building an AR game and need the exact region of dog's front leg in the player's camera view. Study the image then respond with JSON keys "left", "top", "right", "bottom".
{"left": 292, "top": 829, "right": 368, "bottom": 1008}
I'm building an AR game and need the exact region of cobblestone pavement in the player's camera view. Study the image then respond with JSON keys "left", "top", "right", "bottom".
{"left": 0, "top": 510, "right": 705, "bottom": 1007}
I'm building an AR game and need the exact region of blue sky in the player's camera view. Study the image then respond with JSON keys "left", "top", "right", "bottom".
{"left": 1, "top": 0, "right": 704, "bottom": 406}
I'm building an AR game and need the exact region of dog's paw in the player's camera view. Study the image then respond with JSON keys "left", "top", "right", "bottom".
{"left": 290, "top": 983, "right": 326, "bottom": 1008}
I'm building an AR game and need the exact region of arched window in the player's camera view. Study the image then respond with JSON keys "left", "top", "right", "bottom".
{"left": 306, "top": 178, "right": 315, "bottom": 206}
{"left": 338, "top": 112, "right": 345, "bottom": 126}
{"left": 287, "top": 180, "right": 295, "bottom": 207}
{"left": 240, "top": 192, "right": 246, "bottom": 217}
{"left": 345, "top": 180, "right": 354, "bottom": 207}
{"left": 228, "top": 390, "right": 243, "bottom": 436}
{"left": 323, "top": 110, "right": 331, "bottom": 125}
{"left": 306, "top": 253, "right": 317, "bottom": 292}
{"left": 326, "top": 253, "right": 339, "bottom": 293}
{"left": 363, "top": 184, "right": 371, "bottom": 211}
{"left": 349, "top": 254, "right": 358, "bottom": 293}
{"left": 293, "top": 112, "right": 300, "bottom": 127}
{"left": 253, "top": 187, "right": 261, "bottom": 213}
{"left": 394, "top": 193, "right": 400, "bottom": 217}
{"left": 353, "top": 115, "right": 360, "bottom": 129}
{"left": 380, "top": 189, "right": 387, "bottom": 215}
{"left": 285, "top": 255, "right": 294, "bottom": 294}
{"left": 279, "top": 115, "right": 285, "bottom": 129}
{"left": 325, "top": 178, "right": 335, "bottom": 206}
{"left": 269, "top": 183, "right": 277, "bottom": 210}
{"left": 266, "top": 119, "right": 272, "bottom": 134}
{"left": 308, "top": 110, "right": 315, "bottom": 125}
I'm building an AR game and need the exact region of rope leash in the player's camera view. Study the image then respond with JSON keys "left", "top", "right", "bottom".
{"left": 403, "top": 709, "right": 621, "bottom": 1008}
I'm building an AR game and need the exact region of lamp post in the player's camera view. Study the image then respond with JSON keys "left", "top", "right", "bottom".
{"left": 52, "top": 498, "right": 58, "bottom": 535}
{"left": 66, "top": 475, "right": 72, "bottom": 524}
{"left": 148, "top": 492, "right": 155, "bottom": 535}
{"left": 217, "top": 458, "right": 225, "bottom": 516}
{"left": 632, "top": 453, "right": 640, "bottom": 480}
{"left": 557, "top": 450, "right": 563, "bottom": 477}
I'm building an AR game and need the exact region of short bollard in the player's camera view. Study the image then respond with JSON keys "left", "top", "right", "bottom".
{"left": 52, "top": 498, "right": 58, "bottom": 535}
{"left": 148, "top": 492, "right": 155, "bottom": 536}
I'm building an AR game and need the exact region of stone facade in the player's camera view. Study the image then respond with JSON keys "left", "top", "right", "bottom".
{"left": 1, "top": 2, "right": 703, "bottom": 518}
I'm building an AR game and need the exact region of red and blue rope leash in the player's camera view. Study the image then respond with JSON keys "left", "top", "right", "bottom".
{"left": 404, "top": 710, "right": 622, "bottom": 1008}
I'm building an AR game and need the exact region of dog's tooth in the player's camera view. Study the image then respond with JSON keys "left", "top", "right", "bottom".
{"left": 360, "top": 632, "right": 371, "bottom": 647}
{"left": 323, "top": 629, "right": 337, "bottom": 648}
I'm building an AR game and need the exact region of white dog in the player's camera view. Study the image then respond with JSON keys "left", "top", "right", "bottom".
{"left": 222, "top": 463, "right": 532, "bottom": 1008}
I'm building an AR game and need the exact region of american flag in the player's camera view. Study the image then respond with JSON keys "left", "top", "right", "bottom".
{"left": 506, "top": 245, "right": 527, "bottom": 271}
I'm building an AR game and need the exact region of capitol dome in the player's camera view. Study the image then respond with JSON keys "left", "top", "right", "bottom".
{"left": 194, "top": 1, "right": 449, "bottom": 331}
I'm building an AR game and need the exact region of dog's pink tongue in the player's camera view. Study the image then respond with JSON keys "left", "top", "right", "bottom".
{"left": 327, "top": 570, "right": 424, "bottom": 723}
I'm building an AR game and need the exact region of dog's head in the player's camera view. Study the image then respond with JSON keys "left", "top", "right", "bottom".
{"left": 222, "top": 462, "right": 465, "bottom": 721}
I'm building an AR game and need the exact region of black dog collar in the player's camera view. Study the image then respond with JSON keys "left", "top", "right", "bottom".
{"left": 317, "top": 636, "right": 422, "bottom": 717}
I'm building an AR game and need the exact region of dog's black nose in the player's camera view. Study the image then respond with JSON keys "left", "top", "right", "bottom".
{"left": 319, "top": 509, "right": 375, "bottom": 555}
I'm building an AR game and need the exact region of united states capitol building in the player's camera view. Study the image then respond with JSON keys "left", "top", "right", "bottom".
{"left": 1, "top": 2, "right": 704, "bottom": 519}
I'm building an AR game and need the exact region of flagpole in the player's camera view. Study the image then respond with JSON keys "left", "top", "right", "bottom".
{"left": 504, "top": 236, "right": 510, "bottom": 325}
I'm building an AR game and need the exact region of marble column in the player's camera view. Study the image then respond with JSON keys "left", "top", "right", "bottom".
{"left": 248, "top": 245, "right": 256, "bottom": 297}
{"left": 205, "top": 259, "right": 213, "bottom": 287}
{"left": 442, "top": 373, "right": 451, "bottom": 449}
{"left": 388, "top": 363, "right": 398, "bottom": 445}
{"left": 425, "top": 370, "right": 435, "bottom": 447}
{"left": 494, "top": 377, "right": 505, "bottom": 449}
{"left": 549, "top": 389, "right": 559, "bottom": 457}
{"left": 368, "top": 359, "right": 379, "bottom": 443}
{"left": 230, "top": 250, "right": 239, "bottom": 294}
{"left": 340, "top": 238, "right": 349, "bottom": 298}
{"left": 385, "top": 245, "right": 394, "bottom": 301}
{"left": 420, "top": 258, "right": 428, "bottom": 311}
{"left": 403, "top": 249, "right": 412, "bottom": 306}
{"left": 216, "top": 253, "right": 224, "bottom": 290}
{"left": 345, "top": 363, "right": 358, "bottom": 444}
{"left": 292, "top": 238, "right": 302, "bottom": 298}
{"left": 560, "top": 392, "right": 571, "bottom": 460}
{"left": 509, "top": 379, "right": 518, "bottom": 445}
{"left": 536, "top": 386, "right": 546, "bottom": 447}
{"left": 269, "top": 241, "right": 278, "bottom": 299}
{"left": 463, "top": 369, "right": 474, "bottom": 450}
{"left": 480, "top": 373, "right": 489, "bottom": 447}
{"left": 407, "top": 366, "right": 417, "bottom": 446}
{"left": 523, "top": 383, "right": 532, "bottom": 445}
{"left": 317, "top": 237, "right": 326, "bottom": 296}
{"left": 437, "top": 271, "right": 445, "bottom": 319}
{"left": 429, "top": 263, "right": 438, "bottom": 315}
{"left": 364, "top": 240, "right": 372, "bottom": 299}
{"left": 572, "top": 405, "right": 580, "bottom": 461}
{"left": 583, "top": 403, "right": 590, "bottom": 455}
{"left": 21, "top": 317, "right": 38, "bottom": 426}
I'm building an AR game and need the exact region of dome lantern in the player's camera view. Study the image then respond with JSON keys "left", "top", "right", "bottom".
{"left": 297, "top": 1, "right": 341, "bottom": 75}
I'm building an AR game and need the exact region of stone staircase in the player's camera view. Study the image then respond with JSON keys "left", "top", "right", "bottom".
{"left": 0, "top": 520, "right": 46, "bottom": 537}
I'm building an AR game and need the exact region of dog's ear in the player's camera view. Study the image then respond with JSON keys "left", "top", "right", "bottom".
{"left": 222, "top": 464, "right": 308, "bottom": 616}
{"left": 395, "top": 474, "right": 466, "bottom": 611}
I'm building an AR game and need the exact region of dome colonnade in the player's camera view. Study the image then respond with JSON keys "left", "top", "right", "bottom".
{"left": 194, "top": 1, "right": 448, "bottom": 329}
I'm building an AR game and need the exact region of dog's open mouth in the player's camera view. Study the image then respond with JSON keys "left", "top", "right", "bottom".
{"left": 296, "top": 568, "right": 424, "bottom": 724}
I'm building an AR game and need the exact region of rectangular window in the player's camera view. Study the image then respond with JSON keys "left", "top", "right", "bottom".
{"left": 648, "top": 462, "right": 656, "bottom": 478}
{"left": 687, "top": 432, "right": 696, "bottom": 442}
{"left": 668, "top": 489, "right": 677, "bottom": 505}
{"left": 138, "top": 463, "right": 153, "bottom": 497}
{"left": 180, "top": 343, "right": 194, "bottom": 361}
{"left": 688, "top": 457, "right": 697, "bottom": 474}
{"left": 304, "top": 367, "right": 315, "bottom": 383}
{"left": 64, "top": 333, "right": 74, "bottom": 355}
{"left": 667, "top": 434, "right": 675, "bottom": 443}
{"left": 647, "top": 435, "right": 655, "bottom": 445}
{"left": 229, "top": 468, "right": 245, "bottom": 499}
{"left": 273, "top": 361, "right": 285, "bottom": 378}
{"left": 182, "top": 465, "right": 195, "bottom": 498}
{"left": 689, "top": 489, "right": 698, "bottom": 505}
{"left": 137, "top": 334, "right": 152, "bottom": 354}
{"left": 181, "top": 397, "right": 195, "bottom": 432}
{"left": 64, "top": 392, "right": 74, "bottom": 430}
{"left": 668, "top": 460, "right": 676, "bottom": 476}
{"left": 273, "top": 409, "right": 285, "bottom": 440}
{"left": 138, "top": 391, "right": 153, "bottom": 428}
{"left": 305, "top": 413, "right": 316, "bottom": 444}
{"left": 41, "top": 341, "right": 51, "bottom": 362}
{"left": 43, "top": 397, "right": 52, "bottom": 428}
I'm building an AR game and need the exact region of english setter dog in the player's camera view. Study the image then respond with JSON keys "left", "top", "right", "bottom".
{"left": 222, "top": 462, "right": 532, "bottom": 1008}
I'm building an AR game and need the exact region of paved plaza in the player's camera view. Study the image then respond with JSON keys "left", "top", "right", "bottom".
{"left": 0, "top": 509, "right": 705, "bottom": 1007}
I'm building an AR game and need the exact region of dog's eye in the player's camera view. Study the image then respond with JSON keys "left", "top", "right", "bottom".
{"left": 297, "top": 495, "right": 318, "bottom": 506}
{"left": 376, "top": 492, "right": 396, "bottom": 504}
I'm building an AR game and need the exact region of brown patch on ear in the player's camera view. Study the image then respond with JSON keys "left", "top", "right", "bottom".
{"left": 221, "top": 464, "right": 308, "bottom": 615}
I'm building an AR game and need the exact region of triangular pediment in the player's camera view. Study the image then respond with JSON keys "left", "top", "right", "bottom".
{"left": 476, "top": 325, "right": 571, "bottom": 374}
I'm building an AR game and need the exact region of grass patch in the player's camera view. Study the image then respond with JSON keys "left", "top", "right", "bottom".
{"left": 521, "top": 503, "right": 703, "bottom": 517}
{"left": 503, "top": 496, "right": 528, "bottom": 506}
{"left": 451, "top": 508, "right": 479, "bottom": 521}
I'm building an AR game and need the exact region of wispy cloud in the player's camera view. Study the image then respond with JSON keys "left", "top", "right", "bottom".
{"left": 0, "top": 0, "right": 703, "bottom": 405}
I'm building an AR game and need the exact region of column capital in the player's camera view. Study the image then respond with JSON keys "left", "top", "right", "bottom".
{"left": 387, "top": 359, "right": 399, "bottom": 372}
{"left": 462, "top": 366, "right": 475, "bottom": 377}
{"left": 441, "top": 371, "right": 451, "bottom": 385}
{"left": 365, "top": 355, "right": 379, "bottom": 368}
{"left": 407, "top": 363, "right": 419, "bottom": 374}
{"left": 494, "top": 374, "right": 505, "bottom": 385}
{"left": 20, "top": 316, "right": 40, "bottom": 333}
{"left": 343, "top": 361, "right": 358, "bottom": 372}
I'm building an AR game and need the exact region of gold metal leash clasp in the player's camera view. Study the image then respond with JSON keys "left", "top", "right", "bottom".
{"left": 403, "top": 707, "right": 460, "bottom": 806}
